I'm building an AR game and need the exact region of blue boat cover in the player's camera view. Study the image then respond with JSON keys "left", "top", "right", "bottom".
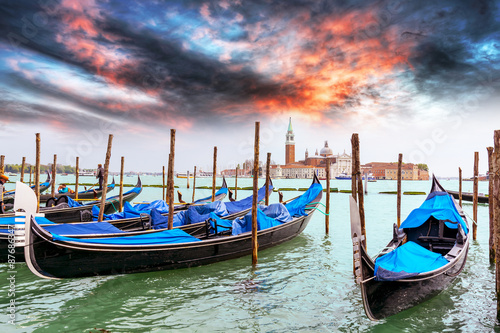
{"left": 224, "top": 184, "right": 273, "bottom": 215}
{"left": 44, "top": 222, "right": 125, "bottom": 235}
{"left": 67, "top": 197, "right": 83, "bottom": 207}
{"left": 231, "top": 203, "right": 293, "bottom": 236}
{"left": 195, "top": 187, "right": 228, "bottom": 203}
{"left": 0, "top": 216, "right": 55, "bottom": 225}
{"left": 374, "top": 241, "right": 449, "bottom": 281}
{"left": 285, "top": 183, "right": 323, "bottom": 217}
{"left": 152, "top": 201, "right": 228, "bottom": 229}
{"left": 51, "top": 228, "right": 201, "bottom": 245}
{"left": 133, "top": 200, "right": 169, "bottom": 214}
{"left": 400, "top": 192, "right": 468, "bottom": 234}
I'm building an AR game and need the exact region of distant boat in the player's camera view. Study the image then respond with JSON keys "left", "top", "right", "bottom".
{"left": 336, "top": 173, "right": 376, "bottom": 181}
{"left": 176, "top": 173, "right": 193, "bottom": 179}
{"left": 8, "top": 173, "right": 17, "bottom": 177}
{"left": 78, "top": 169, "right": 95, "bottom": 176}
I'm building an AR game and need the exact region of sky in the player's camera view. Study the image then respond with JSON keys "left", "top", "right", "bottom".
{"left": 0, "top": 0, "right": 499, "bottom": 177}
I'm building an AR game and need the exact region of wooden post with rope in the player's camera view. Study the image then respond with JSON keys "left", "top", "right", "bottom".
{"left": 187, "top": 170, "right": 190, "bottom": 189}
{"left": 488, "top": 146, "right": 495, "bottom": 263}
{"left": 473, "top": 151, "right": 479, "bottom": 240}
{"left": 397, "top": 153, "right": 402, "bottom": 228}
{"left": 192, "top": 166, "right": 197, "bottom": 203}
{"left": 98, "top": 135, "right": 113, "bottom": 222}
{"left": 325, "top": 158, "right": 330, "bottom": 235}
{"left": 252, "top": 122, "right": 260, "bottom": 267}
{"left": 75, "top": 157, "right": 79, "bottom": 201}
{"left": 162, "top": 166, "right": 166, "bottom": 202}
{"left": 212, "top": 147, "right": 217, "bottom": 202}
{"left": 265, "top": 152, "right": 271, "bottom": 206}
{"left": 35, "top": 133, "right": 41, "bottom": 212}
{"left": 168, "top": 129, "right": 176, "bottom": 230}
{"left": 20, "top": 157, "right": 26, "bottom": 183}
{"left": 51, "top": 154, "right": 57, "bottom": 197}
{"left": 119, "top": 156, "right": 124, "bottom": 212}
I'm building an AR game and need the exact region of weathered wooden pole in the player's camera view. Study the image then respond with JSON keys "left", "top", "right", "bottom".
{"left": 397, "top": 153, "right": 403, "bottom": 228}
{"left": 98, "top": 134, "right": 113, "bottom": 222}
{"left": 473, "top": 151, "right": 479, "bottom": 240}
{"left": 119, "top": 156, "right": 124, "bottom": 212}
{"left": 212, "top": 147, "right": 217, "bottom": 202}
{"left": 162, "top": 165, "right": 166, "bottom": 202}
{"left": 51, "top": 154, "right": 57, "bottom": 196}
{"left": 265, "top": 152, "right": 271, "bottom": 206}
{"left": 168, "top": 129, "right": 176, "bottom": 230}
{"left": 29, "top": 166, "right": 32, "bottom": 186}
{"left": 488, "top": 146, "right": 495, "bottom": 263}
{"left": 20, "top": 157, "right": 26, "bottom": 182}
{"left": 252, "top": 122, "right": 260, "bottom": 267}
{"left": 75, "top": 157, "right": 79, "bottom": 200}
{"left": 0, "top": 155, "right": 4, "bottom": 174}
{"left": 235, "top": 165, "right": 238, "bottom": 200}
{"left": 459, "top": 167, "right": 463, "bottom": 207}
{"left": 35, "top": 133, "right": 41, "bottom": 212}
{"left": 187, "top": 170, "right": 190, "bottom": 189}
{"left": 325, "top": 158, "right": 331, "bottom": 235}
{"left": 351, "top": 133, "right": 366, "bottom": 247}
{"left": 192, "top": 166, "right": 197, "bottom": 203}
{"left": 166, "top": 157, "right": 171, "bottom": 203}
{"left": 493, "top": 130, "right": 500, "bottom": 320}
{"left": 351, "top": 148, "right": 357, "bottom": 202}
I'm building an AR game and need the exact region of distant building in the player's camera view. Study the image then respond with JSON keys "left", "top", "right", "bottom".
{"left": 362, "top": 162, "right": 429, "bottom": 180}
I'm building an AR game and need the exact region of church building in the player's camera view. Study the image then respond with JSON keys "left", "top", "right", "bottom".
{"left": 270, "top": 118, "right": 352, "bottom": 179}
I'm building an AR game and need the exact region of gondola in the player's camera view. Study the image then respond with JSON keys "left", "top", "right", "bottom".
{"left": 2, "top": 171, "right": 52, "bottom": 206}
{"left": 351, "top": 176, "right": 469, "bottom": 320}
{"left": 446, "top": 189, "right": 489, "bottom": 204}
{"left": 22, "top": 175, "right": 322, "bottom": 279}
{"left": 39, "top": 178, "right": 116, "bottom": 205}
{"left": 0, "top": 178, "right": 267, "bottom": 262}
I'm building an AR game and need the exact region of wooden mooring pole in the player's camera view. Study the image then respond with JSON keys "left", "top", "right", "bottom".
{"left": 488, "top": 147, "right": 495, "bottom": 263}
{"left": 51, "top": 154, "right": 57, "bottom": 197}
{"left": 162, "top": 166, "right": 166, "bottom": 202}
{"left": 212, "top": 147, "right": 217, "bottom": 202}
{"left": 29, "top": 166, "right": 32, "bottom": 187}
{"left": 351, "top": 133, "right": 366, "bottom": 248}
{"left": 473, "top": 151, "right": 479, "bottom": 240}
{"left": 75, "top": 157, "right": 79, "bottom": 201}
{"left": 168, "top": 129, "right": 176, "bottom": 229}
{"left": 235, "top": 166, "right": 238, "bottom": 200}
{"left": 98, "top": 135, "right": 113, "bottom": 222}
{"left": 397, "top": 153, "right": 402, "bottom": 228}
{"left": 0, "top": 155, "right": 4, "bottom": 174}
{"left": 325, "top": 158, "right": 330, "bottom": 235}
{"left": 192, "top": 166, "right": 197, "bottom": 203}
{"left": 187, "top": 170, "right": 190, "bottom": 189}
{"left": 265, "top": 152, "right": 271, "bottom": 206}
{"left": 20, "top": 157, "right": 26, "bottom": 183}
{"left": 493, "top": 130, "right": 500, "bottom": 320}
{"left": 35, "top": 133, "right": 41, "bottom": 212}
{"left": 119, "top": 156, "right": 124, "bottom": 212}
{"left": 252, "top": 122, "right": 260, "bottom": 267}
{"left": 459, "top": 167, "right": 463, "bottom": 207}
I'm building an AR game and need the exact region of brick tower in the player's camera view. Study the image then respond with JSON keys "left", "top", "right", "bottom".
{"left": 285, "top": 117, "right": 295, "bottom": 164}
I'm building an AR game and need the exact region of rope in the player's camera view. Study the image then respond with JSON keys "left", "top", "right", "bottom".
{"left": 463, "top": 210, "right": 478, "bottom": 226}
{"left": 306, "top": 206, "right": 329, "bottom": 216}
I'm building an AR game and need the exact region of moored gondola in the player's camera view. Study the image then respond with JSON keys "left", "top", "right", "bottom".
{"left": 40, "top": 178, "right": 116, "bottom": 205}
{"left": 446, "top": 189, "right": 489, "bottom": 204}
{"left": 351, "top": 176, "right": 469, "bottom": 320}
{"left": 22, "top": 175, "right": 322, "bottom": 279}
{"left": 2, "top": 171, "right": 52, "bottom": 207}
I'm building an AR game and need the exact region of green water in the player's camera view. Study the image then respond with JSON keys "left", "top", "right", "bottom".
{"left": 0, "top": 176, "right": 497, "bottom": 332}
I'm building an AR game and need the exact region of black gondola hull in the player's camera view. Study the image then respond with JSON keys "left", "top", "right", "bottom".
{"left": 28, "top": 209, "right": 313, "bottom": 278}
{"left": 447, "top": 190, "right": 489, "bottom": 204}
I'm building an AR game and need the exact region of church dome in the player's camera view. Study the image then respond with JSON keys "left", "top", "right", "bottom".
{"left": 320, "top": 141, "right": 333, "bottom": 156}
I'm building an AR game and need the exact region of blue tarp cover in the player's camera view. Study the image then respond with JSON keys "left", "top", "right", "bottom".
{"left": 374, "top": 241, "right": 449, "bottom": 281}
{"left": 285, "top": 183, "right": 323, "bottom": 217}
{"left": 44, "top": 222, "right": 125, "bottom": 235}
{"left": 67, "top": 197, "right": 83, "bottom": 207}
{"left": 152, "top": 201, "right": 228, "bottom": 229}
{"left": 224, "top": 184, "right": 273, "bottom": 215}
{"left": 231, "top": 203, "right": 292, "bottom": 236}
{"left": 400, "top": 192, "right": 468, "bottom": 234}
{"left": 51, "top": 228, "right": 201, "bottom": 245}
{"left": 0, "top": 216, "right": 55, "bottom": 225}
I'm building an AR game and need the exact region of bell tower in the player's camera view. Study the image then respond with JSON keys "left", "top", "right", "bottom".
{"left": 285, "top": 117, "right": 295, "bottom": 164}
